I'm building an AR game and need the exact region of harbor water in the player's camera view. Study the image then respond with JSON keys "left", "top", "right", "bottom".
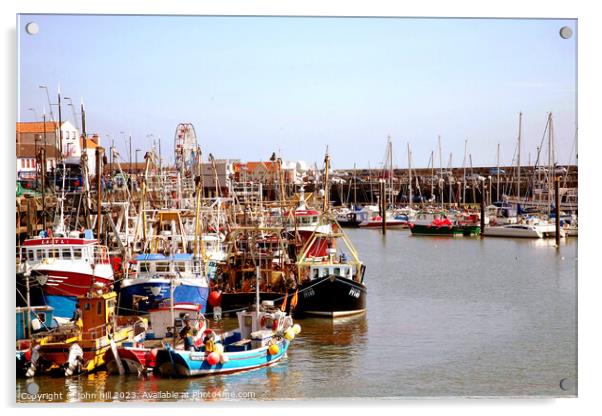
{"left": 16, "top": 230, "right": 577, "bottom": 401}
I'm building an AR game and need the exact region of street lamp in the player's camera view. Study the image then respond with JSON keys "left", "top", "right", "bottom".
{"left": 63, "top": 97, "right": 81, "bottom": 131}
{"left": 38, "top": 85, "right": 55, "bottom": 121}
{"left": 28, "top": 107, "right": 38, "bottom": 121}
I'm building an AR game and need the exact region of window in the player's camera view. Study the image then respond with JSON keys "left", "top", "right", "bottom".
{"left": 49, "top": 248, "right": 59, "bottom": 258}
{"left": 84, "top": 302, "right": 90, "bottom": 311}
{"left": 140, "top": 262, "right": 150, "bottom": 273}
{"left": 37, "top": 312, "right": 46, "bottom": 323}
{"left": 27, "top": 250, "right": 35, "bottom": 261}
{"left": 175, "top": 262, "right": 187, "bottom": 272}
{"left": 155, "top": 262, "right": 170, "bottom": 272}
{"left": 62, "top": 248, "right": 72, "bottom": 259}
{"left": 72, "top": 248, "right": 82, "bottom": 259}
{"left": 97, "top": 301, "right": 102, "bottom": 315}
{"left": 334, "top": 267, "right": 341, "bottom": 276}
{"left": 313, "top": 269, "right": 319, "bottom": 279}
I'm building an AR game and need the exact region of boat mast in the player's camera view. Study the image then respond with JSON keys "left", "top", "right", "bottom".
{"left": 407, "top": 143, "right": 412, "bottom": 209}
{"left": 462, "top": 138, "right": 467, "bottom": 205}
{"left": 255, "top": 234, "right": 261, "bottom": 313}
{"left": 438, "top": 136, "right": 443, "bottom": 207}
{"left": 448, "top": 153, "right": 453, "bottom": 205}
{"left": 496, "top": 143, "right": 500, "bottom": 202}
{"left": 368, "top": 161, "right": 373, "bottom": 205}
{"left": 548, "top": 112, "right": 554, "bottom": 213}
{"left": 469, "top": 154, "right": 475, "bottom": 205}
{"left": 389, "top": 137, "right": 393, "bottom": 209}
{"left": 353, "top": 163, "right": 357, "bottom": 208}
{"left": 323, "top": 149, "right": 330, "bottom": 214}
{"left": 430, "top": 150, "right": 434, "bottom": 202}
{"left": 517, "top": 112, "right": 522, "bottom": 200}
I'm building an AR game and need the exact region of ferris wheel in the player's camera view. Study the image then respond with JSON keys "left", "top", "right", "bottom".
{"left": 174, "top": 123, "right": 199, "bottom": 173}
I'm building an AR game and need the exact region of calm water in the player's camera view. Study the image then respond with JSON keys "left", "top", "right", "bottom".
{"left": 16, "top": 230, "right": 577, "bottom": 401}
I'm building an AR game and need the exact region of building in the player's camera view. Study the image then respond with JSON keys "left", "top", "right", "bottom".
{"left": 16, "top": 120, "right": 81, "bottom": 160}
{"left": 16, "top": 122, "right": 62, "bottom": 179}
{"left": 200, "top": 159, "right": 238, "bottom": 196}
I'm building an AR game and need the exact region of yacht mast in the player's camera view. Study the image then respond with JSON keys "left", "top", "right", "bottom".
{"left": 517, "top": 112, "right": 522, "bottom": 200}
{"left": 407, "top": 143, "right": 412, "bottom": 209}
{"left": 438, "top": 136, "right": 443, "bottom": 206}
{"left": 496, "top": 143, "right": 500, "bottom": 202}
{"left": 462, "top": 139, "right": 467, "bottom": 205}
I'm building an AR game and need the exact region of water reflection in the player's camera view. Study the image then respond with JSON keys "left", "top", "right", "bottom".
{"left": 16, "top": 234, "right": 576, "bottom": 400}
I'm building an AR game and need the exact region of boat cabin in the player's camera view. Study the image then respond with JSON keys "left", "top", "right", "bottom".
{"left": 78, "top": 292, "right": 117, "bottom": 338}
{"left": 309, "top": 264, "right": 355, "bottom": 280}
{"left": 16, "top": 305, "right": 58, "bottom": 340}
{"left": 134, "top": 253, "right": 200, "bottom": 277}
{"left": 19, "top": 233, "right": 109, "bottom": 266}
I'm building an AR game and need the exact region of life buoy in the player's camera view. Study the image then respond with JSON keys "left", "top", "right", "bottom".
{"left": 272, "top": 319, "right": 279, "bottom": 331}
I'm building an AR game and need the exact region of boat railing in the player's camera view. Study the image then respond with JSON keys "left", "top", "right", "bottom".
{"left": 83, "top": 323, "right": 108, "bottom": 339}
{"left": 92, "top": 246, "right": 110, "bottom": 264}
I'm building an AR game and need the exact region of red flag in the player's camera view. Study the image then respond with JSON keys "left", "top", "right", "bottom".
{"left": 280, "top": 288, "right": 288, "bottom": 312}
{"left": 290, "top": 289, "right": 299, "bottom": 310}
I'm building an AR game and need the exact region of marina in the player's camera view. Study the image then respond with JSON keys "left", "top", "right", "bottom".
{"left": 15, "top": 120, "right": 578, "bottom": 399}
{"left": 14, "top": 14, "right": 579, "bottom": 402}
{"left": 16, "top": 232, "right": 577, "bottom": 400}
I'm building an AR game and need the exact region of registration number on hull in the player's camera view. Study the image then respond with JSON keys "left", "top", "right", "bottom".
{"left": 348, "top": 288, "right": 361, "bottom": 298}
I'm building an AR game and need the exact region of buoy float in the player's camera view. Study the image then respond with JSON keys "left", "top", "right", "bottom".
{"left": 213, "top": 343, "right": 224, "bottom": 354}
{"left": 208, "top": 291, "right": 222, "bottom": 307}
{"left": 268, "top": 344, "right": 280, "bottom": 355}
{"left": 284, "top": 328, "right": 295, "bottom": 341}
{"left": 206, "top": 352, "right": 220, "bottom": 366}
{"left": 292, "top": 323, "right": 301, "bottom": 335}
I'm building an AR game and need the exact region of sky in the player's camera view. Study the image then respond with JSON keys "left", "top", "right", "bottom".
{"left": 17, "top": 15, "right": 577, "bottom": 170}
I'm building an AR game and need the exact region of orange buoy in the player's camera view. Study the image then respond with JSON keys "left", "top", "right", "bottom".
{"left": 208, "top": 291, "right": 222, "bottom": 307}
{"left": 268, "top": 344, "right": 280, "bottom": 355}
{"left": 206, "top": 352, "right": 220, "bottom": 365}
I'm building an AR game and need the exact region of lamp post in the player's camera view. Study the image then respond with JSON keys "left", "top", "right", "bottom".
{"left": 63, "top": 97, "right": 81, "bottom": 132}
{"left": 38, "top": 85, "right": 55, "bottom": 121}
{"left": 28, "top": 107, "right": 38, "bottom": 121}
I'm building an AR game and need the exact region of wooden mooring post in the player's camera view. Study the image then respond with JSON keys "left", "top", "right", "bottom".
{"left": 480, "top": 189, "right": 486, "bottom": 238}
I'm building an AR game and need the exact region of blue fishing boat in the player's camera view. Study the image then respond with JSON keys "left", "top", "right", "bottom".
{"left": 155, "top": 301, "right": 299, "bottom": 377}
{"left": 119, "top": 253, "right": 209, "bottom": 315}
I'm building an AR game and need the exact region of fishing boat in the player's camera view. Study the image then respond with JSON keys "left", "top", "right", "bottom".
{"left": 118, "top": 253, "right": 210, "bottom": 315}
{"left": 16, "top": 305, "right": 65, "bottom": 376}
{"left": 154, "top": 300, "right": 298, "bottom": 377}
{"left": 294, "top": 224, "right": 367, "bottom": 317}
{"left": 17, "top": 229, "right": 114, "bottom": 318}
{"left": 25, "top": 291, "right": 147, "bottom": 377}
{"left": 104, "top": 303, "right": 206, "bottom": 374}
{"left": 409, "top": 212, "right": 465, "bottom": 236}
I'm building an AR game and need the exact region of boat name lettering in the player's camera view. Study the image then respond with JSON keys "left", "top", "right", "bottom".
{"left": 348, "top": 288, "right": 361, "bottom": 298}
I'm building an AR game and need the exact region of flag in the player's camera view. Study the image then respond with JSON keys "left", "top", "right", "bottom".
{"left": 290, "top": 289, "right": 298, "bottom": 310}
{"left": 280, "top": 288, "right": 288, "bottom": 312}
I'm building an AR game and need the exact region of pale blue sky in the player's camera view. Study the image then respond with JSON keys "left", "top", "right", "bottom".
{"left": 17, "top": 15, "right": 576, "bottom": 169}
